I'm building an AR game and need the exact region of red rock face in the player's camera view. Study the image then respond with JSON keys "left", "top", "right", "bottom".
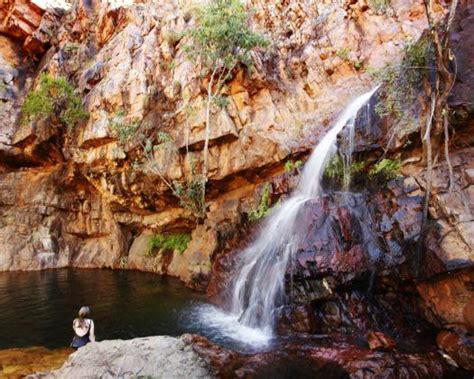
{"left": 437, "top": 330, "right": 474, "bottom": 371}
{"left": 185, "top": 334, "right": 468, "bottom": 379}
{"left": 450, "top": 0, "right": 474, "bottom": 119}
{"left": 0, "top": 0, "right": 66, "bottom": 56}
{"left": 0, "top": 3, "right": 473, "bottom": 375}
{"left": 417, "top": 268, "right": 474, "bottom": 334}
{"left": 367, "top": 331, "right": 397, "bottom": 351}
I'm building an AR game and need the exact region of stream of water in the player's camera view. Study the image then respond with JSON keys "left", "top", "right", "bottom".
{"left": 197, "top": 87, "right": 379, "bottom": 347}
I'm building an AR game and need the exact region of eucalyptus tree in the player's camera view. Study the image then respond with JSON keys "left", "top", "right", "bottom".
{"left": 185, "top": 0, "right": 268, "bottom": 216}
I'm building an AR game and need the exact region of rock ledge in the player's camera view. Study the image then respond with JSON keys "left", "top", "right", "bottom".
{"left": 37, "top": 335, "right": 214, "bottom": 379}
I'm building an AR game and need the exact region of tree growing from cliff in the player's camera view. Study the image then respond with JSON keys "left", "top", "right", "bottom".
{"left": 371, "top": 1, "right": 460, "bottom": 276}
{"left": 21, "top": 73, "right": 87, "bottom": 131}
{"left": 415, "top": 0, "right": 459, "bottom": 276}
{"left": 110, "top": 113, "right": 204, "bottom": 217}
{"left": 185, "top": 0, "right": 268, "bottom": 216}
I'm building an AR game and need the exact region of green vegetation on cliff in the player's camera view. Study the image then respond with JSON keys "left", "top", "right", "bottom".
{"left": 323, "top": 154, "right": 401, "bottom": 188}
{"left": 146, "top": 233, "right": 192, "bottom": 257}
{"left": 248, "top": 184, "right": 272, "bottom": 222}
{"left": 369, "top": 158, "right": 401, "bottom": 180}
{"left": 21, "top": 73, "right": 87, "bottom": 130}
{"left": 110, "top": 113, "right": 205, "bottom": 218}
{"left": 185, "top": 0, "right": 268, "bottom": 216}
{"left": 284, "top": 160, "right": 303, "bottom": 172}
{"left": 324, "top": 154, "right": 365, "bottom": 181}
{"left": 370, "top": 35, "right": 433, "bottom": 125}
{"left": 368, "top": 0, "right": 391, "bottom": 14}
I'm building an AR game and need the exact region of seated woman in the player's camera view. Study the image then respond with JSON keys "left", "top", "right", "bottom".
{"left": 71, "top": 306, "right": 95, "bottom": 348}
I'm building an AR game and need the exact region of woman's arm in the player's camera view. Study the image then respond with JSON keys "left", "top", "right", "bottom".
{"left": 89, "top": 320, "right": 95, "bottom": 342}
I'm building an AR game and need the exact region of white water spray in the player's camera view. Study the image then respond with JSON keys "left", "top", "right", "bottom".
{"left": 197, "top": 86, "right": 379, "bottom": 347}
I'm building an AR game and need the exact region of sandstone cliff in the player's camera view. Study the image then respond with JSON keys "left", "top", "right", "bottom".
{"left": 0, "top": 0, "right": 447, "bottom": 281}
{"left": 1, "top": 0, "right": 474, "bottom": 373}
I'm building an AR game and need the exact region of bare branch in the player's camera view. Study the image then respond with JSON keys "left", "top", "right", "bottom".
{"left": 443, "top": 111, "right": 454, "bottom": 192}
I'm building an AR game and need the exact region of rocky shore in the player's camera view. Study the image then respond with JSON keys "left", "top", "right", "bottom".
{"left": 20, "top": 333, "right": 470, "bottom": 378}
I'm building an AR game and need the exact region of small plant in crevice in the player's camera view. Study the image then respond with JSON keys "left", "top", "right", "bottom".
{"left": 248, "top": 184, "right": 273, "bottom": 222}
{"left": 284, "top": 159, "right": 303, "bottom": 172}
{"left": 368, "top": 0, "right": 392, "bottom": 15}
{"left": 119, "top": 256, "right": 128, "bottom": 269}
{"left": 368, "top": 158, "right": 401, "bottom": 181}
{"left": 323, "top": 154, "right": 402, "bottom": 189}
{"left": 336, "top": 48, "right": 350, "bottom": 61}
{"left": 63, "top": 42, "right": 80, "bottom": 54}
{"left": 353, "top": 59, "right": 364, "bottom": 71}
{"left": 21, "top": 73, "right": 88, "bottom": 131}
{"left": 110, "top": 111, "right": 141, "bottom": 146}
{"left": 146, "top": 233, "right": 192, "bottom": 257}
{"left": 162, "top": 30, "right": 183, "bottom": 47}
{"left": 323, "top": 154, "right": 365, "bottom": 182}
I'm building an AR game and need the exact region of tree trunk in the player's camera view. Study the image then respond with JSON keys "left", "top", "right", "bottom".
{"left": 201, "top": 68, "right": 218, "bottom": 217}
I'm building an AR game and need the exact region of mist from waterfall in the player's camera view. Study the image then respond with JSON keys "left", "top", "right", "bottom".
{"left": 195, "top": 86, "right": 379, "bottom": 347}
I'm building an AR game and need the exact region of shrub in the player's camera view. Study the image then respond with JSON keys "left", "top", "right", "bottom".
{"left": 110, "top": 112, "right": 141, "bottom": 146}
{"left": 371, "top": 35, "right": 433, "bottom": 124}
{"left": 146, "top": 233, "right": 192, "bottom": 257}
{"left": 369, "top": 0, "right": 391, "bottom": 14}
{"left": 324, "top": 154, "right": 366, "bottom": 182}
{"left": 368, "top": 158, "right": 401, "bottom": 180}
{"left": 284, "top": 159, "right": 303, "bottom": 172}
{"left": 111, "top": 113, "right": 204, "bottom": 218}
{"left": 248, "top": 184, "right": 272, "bottom": 222}
{"left": 21, "top": 73, "right": 87, "bottom": 131}
{"left": 336, "top": 48, "right": 350, "bottom": 61}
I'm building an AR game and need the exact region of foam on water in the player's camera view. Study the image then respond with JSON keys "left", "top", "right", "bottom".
{"left": 195, "top": 305, "right": 273, "bottom": 348}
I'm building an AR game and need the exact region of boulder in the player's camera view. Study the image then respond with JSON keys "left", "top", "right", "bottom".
{"left": 41, "top": 336, "right": 214, "bottom": 378}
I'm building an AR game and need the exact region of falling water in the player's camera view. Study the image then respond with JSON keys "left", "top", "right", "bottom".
{"left": 341, "top": 117, "right": 356, "bottom": 191}
{"left": 196, "top": 86, "right": 379, "bottom": 347}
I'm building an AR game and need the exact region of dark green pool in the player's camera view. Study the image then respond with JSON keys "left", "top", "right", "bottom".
{"left": 0, "top": 269, "right": 208, "bottom": 349}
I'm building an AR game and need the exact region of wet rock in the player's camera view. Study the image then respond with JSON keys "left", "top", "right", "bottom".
{"left": 367, "top": 331, "right": 396, "bottom": 351}
{"left": 184, "top": 334, "right": 240, "bottom": 378}
{"left": 187, "top": 334, "right": 468, "bottom": 379}
{"left": 279, "top": 304, "right": 319, "bottom": 334}
{"left": 436, "top": 330, "right": 474, "bottom": 371}
{"left": 0, "top": 346, "right": 72, "bottom": 378}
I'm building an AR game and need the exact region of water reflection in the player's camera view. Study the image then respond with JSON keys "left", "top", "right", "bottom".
{"left": 0, "top": 269, "right": 207, "bottom": 349}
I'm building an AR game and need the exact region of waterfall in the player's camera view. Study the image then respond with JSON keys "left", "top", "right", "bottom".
{"left": 196, "top": 86, "right": 379, "bottom": 347}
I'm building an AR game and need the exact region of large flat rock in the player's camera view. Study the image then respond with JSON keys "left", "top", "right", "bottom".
{"left": 42, "top": 335, "right": 214, "bottom": 379}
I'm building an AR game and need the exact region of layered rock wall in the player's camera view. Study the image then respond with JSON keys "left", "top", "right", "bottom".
{"left": 0, "top": 0, "right": 442, "bottom": 286}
